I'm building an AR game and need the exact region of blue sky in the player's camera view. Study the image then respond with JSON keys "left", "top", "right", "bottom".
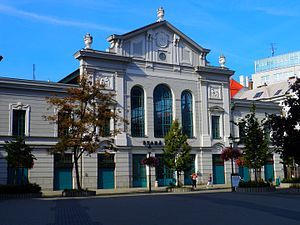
{"left": 1, "top": 0, "right": 300, "bottom": 82}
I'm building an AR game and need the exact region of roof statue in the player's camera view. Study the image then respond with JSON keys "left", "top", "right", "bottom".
{"left": 219, "top": 54, "right": 226, "bottom": 68}
{"left": 84, "top": 33, "right": 93, "bottom": 49}
{"left": 157, "top": 7, "right": 165, "bottom": 22}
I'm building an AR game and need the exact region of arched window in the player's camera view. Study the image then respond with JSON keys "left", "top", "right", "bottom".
{"left": 181, "top": 90, "right": 193, "bottom": 138}
{"left": 131, "top": 86, "right": 145, "bottom": 137}
{"left": 154, "top": 84, "right": 172, "bottom": 138}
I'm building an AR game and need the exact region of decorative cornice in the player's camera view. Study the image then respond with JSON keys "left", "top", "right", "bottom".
{"left": 195, "top": 66, "right": 235, "bottom": 76}
{"left": 0, "top": 77, "right": 73, "bottom": 93}
{"left": 74, "top": 49, "right": 132, "bottom": 63}
{"left": 231, "top": 99, "right": 281, "bottom": 111}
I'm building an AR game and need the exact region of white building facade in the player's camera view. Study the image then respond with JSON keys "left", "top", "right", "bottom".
{"left": 0, "top": 11, "right": 284, "bottom": 190}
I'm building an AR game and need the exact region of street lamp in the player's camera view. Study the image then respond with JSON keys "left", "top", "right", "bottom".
{"left": 148, "top": 149, "right": 152, "bottom": 193}
{"left": 143, "top": 140, "right": 162, "bottom": 193}
{"left": 229, "top": 142, "right": 235, "bottom": 192}
{"left": 228, "top": 134, "right": 241, "bottom": 192}
{"left": 143, "top": 141, "right": 153, "bottom": 193}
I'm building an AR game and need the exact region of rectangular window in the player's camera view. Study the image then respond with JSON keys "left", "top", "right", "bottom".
{"left": 238, "top": 123, "right": 246, "bottom": 144}
{"left": 100, "top": 110, "right": 111, "bottom": 137}
{"left": 103, "top": 119, "right": 110, "bottom": 137}
{"left": 253, "top": 91, "right": 263, "bottom": 98}
{"left": 58, "top": 111, "right": 70, "bottom": 137}
{"left": 12, "top": 110, "right": 26, "bottom": 136}
{"left": 212, "top": 116, "right": 220, "bottom": 139}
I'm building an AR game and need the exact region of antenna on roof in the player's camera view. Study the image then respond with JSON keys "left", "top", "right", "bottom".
{"left": 270, "top": 43, "right": 277, "bottom": 57}
{"left": 33, "top": 64, "right": 36, "bottom": 80}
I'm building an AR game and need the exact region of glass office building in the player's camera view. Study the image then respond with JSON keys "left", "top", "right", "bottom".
{"left": 252, "top": 51, "right": 300, "bottom": 88}
{"left": 255, "top": 51, "right": 300, "bottom": 73}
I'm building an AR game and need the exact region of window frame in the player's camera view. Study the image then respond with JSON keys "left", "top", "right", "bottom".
{"left": 131, "top": 86, "right": 145, "bottom": 137}
{"left": 9, "top": 102, "right": 30, "bottom": 136}
{"left": 153, "top": 84, "right": 173, "bottom": 138}
{"left": 181, "top": 90, "right": 193, "bottom": 138}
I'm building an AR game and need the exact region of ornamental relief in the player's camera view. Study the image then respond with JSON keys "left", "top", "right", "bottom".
{"left": 95, "top": 72, "right": 114, "bottom": 90}
{"left": 155, "top": 31, "right": 169, "bottom": 48}
{"left": 209, "top": 85, "right": 222, "bottom": 99}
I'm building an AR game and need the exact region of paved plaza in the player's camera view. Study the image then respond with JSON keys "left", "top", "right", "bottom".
{"left": 0, "top": 191, "right": 300, "bottom": 225}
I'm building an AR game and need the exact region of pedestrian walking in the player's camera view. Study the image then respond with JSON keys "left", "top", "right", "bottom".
{"left": 191, "top": 173, "right": 198, "bottom": 189}
{"left": 206, "top": 173, "right": 213, "bottom": 188}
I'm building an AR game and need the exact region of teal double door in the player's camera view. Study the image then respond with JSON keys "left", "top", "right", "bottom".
{"left": 156, "top": 154, "right": 175, "bottom": 186}
{"left": 264, "top": 158, "right": 274, "bottom": 182}
{"left": 132, "top": 154, "right": 147, "bottom": 187}
{"left": 98, "top": 154, "right": 115, "bottom": 189}
{"left": 184, "top": 154, "right": 195, "bottom": 185}
{"left": 54, "top": 154, "right": 73, "bottom": 190}
{"left": 212, "top": 154, "right": 225, "bottom": 184}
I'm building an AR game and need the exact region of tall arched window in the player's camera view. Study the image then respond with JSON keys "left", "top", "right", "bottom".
{"left": 154, "top": 84, "right": 172, "bottom": 138}
{"left": 181, "top": 90, "right": 193, "bottom": 138}
{"left": 131, "top": 86, "right": 145, "bottom": 137}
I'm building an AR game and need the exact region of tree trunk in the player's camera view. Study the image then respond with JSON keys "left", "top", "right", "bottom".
{"left": 177, "top": 171, "right": 180, "bottom": 187}
{"left": 254, "top": 168, "right": 258, "bottom": 182}
{"left": 21, "top": 168, "right": 24, "bottom": 185}
{"left": 74, "top": 147, "right": 82, "bottom": 190}
{"left": 14, "top": 168, "right": 17, "bottom": 185}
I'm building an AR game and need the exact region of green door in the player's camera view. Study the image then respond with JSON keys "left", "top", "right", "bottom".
{"left": 98, "top": 154, "right": 115, "bottom": 189}
{"left": 264, "top": 158, "right": 274, "bottom": 182}
{"left": 238, "top": 166, "right": 250, "bottom": 181}
{"left": 156, "top": 154, "right": 175, "bottom": 186}
{"left": 132, "top": 154, "right": 147, "bottom": 187}
{"left": 54, "top": 154, "right": 73, "bottom": 190}
{"left": 212, "top": 154, "right": 225, "bottom": 184}
{"left": 184, "top": 154, "right": 195, "bottom": 185}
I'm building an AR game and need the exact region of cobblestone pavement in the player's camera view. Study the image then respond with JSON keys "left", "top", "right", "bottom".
{"left": 47, "top": 200, "right": 102, "bottom": 225}
{"left": 1, "top": 191, "right": 300, "bottom": 225}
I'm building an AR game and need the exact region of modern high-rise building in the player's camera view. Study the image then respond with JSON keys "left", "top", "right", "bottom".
{"left": 252, "top": 51, "right": 300, "bottom": 88}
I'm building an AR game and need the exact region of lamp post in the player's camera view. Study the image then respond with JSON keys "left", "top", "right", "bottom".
{"left": 148, "top": 149, "right": 152, "bottom": 193}
{"left": 143, "top": 140, "right": 162, "bottom": 193}
{"left": 228, "top": 133, "right": 241, "bottom": 192}
{"left": 143, "top": 141, "right": 153, "bottom": 193}
{"left": 229, "top": 142, "right": 235, "bottom": 192}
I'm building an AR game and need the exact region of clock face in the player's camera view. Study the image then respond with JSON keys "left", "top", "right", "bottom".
{"left": 156, "top": 32, "right": 168, "bottom": 48}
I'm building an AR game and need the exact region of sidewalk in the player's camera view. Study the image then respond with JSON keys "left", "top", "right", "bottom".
{"left": 41, "top": 184, "right": 231, "bottom": 198}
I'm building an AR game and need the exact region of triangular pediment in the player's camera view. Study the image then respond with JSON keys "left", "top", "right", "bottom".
{"left": 106, "top": 20, "right": 210, "bottom": 67}
{"left": 107, "top": 21, "right": 209, "bottom": 53}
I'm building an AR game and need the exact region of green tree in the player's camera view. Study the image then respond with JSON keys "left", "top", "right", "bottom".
{"left": 268, "top": 78, "right": 300, "bottom": 166}
{"left": 4, "top": 136, "right": 36, "bottom": 185}
{"left": 239, "top": 103, "right": 271, "bottom": 182}
{"left": 163, "top": 120, "right": 192, "bottom": 187}
{"left": 45, "top": 74, "right": 123, "bottom": 190}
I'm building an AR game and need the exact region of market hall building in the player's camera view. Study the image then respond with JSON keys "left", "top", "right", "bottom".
{"left": 0, "top": 8, "right": 283, "bottom": 190}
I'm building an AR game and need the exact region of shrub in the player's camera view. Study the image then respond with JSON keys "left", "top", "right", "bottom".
{"left": 281, "top": 177, "right": 300, "bottom": 183}
{"left": 290, "top": 184, "right": 300, "bottom": 189}
{"left": 0, "top": 183, "right": 41, "bottom": 194}
{"left": 239, "top": 180, "right": 271, "bottom": 188}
